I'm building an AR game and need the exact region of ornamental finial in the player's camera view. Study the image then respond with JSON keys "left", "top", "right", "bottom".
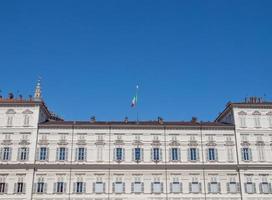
{"left": 34, "top": 77, "right": 42, "bottom": 101}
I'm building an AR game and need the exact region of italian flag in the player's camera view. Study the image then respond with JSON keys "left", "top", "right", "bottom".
{"left": 131, "top": 85, "right": 139, "bottom": 108}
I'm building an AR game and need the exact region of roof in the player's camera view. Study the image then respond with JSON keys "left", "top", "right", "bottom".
{"left": 215, "top": 100, "right": 272, "bottom": 122}
{"left": 39, "top": 120, "right": 234, "bottom": 129}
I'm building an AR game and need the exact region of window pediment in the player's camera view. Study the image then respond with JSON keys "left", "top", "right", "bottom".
{"left": 6, "top": 109, "right": 16, "bottom": 114}
{"left": 22, "top": 109, "right": 33, "bottom": 114}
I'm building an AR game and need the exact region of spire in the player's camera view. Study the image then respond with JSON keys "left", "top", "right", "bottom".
{"left": 34, "top": 78, "right": 42, "bottom": 101}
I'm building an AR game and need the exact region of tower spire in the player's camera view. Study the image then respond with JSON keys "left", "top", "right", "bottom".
{"left": 34, "top": 77, "right": 42, "bottom": 101}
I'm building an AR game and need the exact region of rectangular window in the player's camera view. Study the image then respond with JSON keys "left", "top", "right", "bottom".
{"left": 228, "top": 182, "right": 238, "bottom": 193}
{"left": 133, "top": 182, "right": 142, "bottom": 193}
{"left": 58, "top": 147, "right": 66, "bottom": 161}
{"left": 190, "top": 148, "right": 197, "bottom": 161}
{"left": 116, "top": 148, "right": 123, "bottom": 161}
{"left": 39, "top": 147, "right": 47, "bottom": 160}
{"left": 114, "top": 182, "right": 124, "bottom": 193}
{"left": 209, "top": 182, "right": 219, "bottom": 193}
{"left": 37, "top": 182, "right": 44, "bottom": 193}
{"left": 242, "top": 148, "right": 251, "bottom": 161}
{"left": 76, "top": 182, "right": 83, "bottom": 193}
{"left": 153, "top": 182, "right": 162, "bottom": 193}
{"left": 152, "top": 148, "right": 160, "bottom": 161}
{"left": 134, "top": 148, "right": 141, "bottom": 161}
{"left": 171, "top": 182, "right": 181, "bottom": 193}
{"left": 95, "top": 182, "right": 104, "bottom": 193}
{"left": 171, "top": 148, "right": 179, "bottom": 161}
{"left": 77, "top": 148, "right": 85, "bottom": 161}
{"left": 19, "top": 147, "right": 28, "bottom": 161}
{"left": 191, "top": 182, "right": 200, "bottom": 193}
{"left": 3, "top": 147, "right": 11, "bottom": 160}
{"left": 57, "top": 182, "right": 64, "bottom": 193}
{"left": 260, "top": 182, "right": 270, "bottom": 194}
{"left": 208, "top": 148, "right": 216, "bottom": 161}
{"left": 0, "top": 183, "right": 6, "bottom": 193}
{"left": 17, "top": 182, "right": 24, "bottom": 193}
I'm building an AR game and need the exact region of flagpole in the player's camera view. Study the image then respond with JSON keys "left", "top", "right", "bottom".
{"left": 136, "top": 85, "right": 139, "bottom": 124}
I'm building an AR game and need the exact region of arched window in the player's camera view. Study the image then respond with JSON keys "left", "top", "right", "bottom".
{"left": 253, "top": 111, "right": 261, "bottom": 128}
{"left": 238, "top": 111, "right": 247, "bottom": 128}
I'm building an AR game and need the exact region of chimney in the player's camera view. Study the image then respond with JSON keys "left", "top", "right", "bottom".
{"left": 90, "top": 116, "right": 96, "bottom": 123}
{"left": 158, "top": 117, "right": 163, "bottom": 124}
{"left": 124, "top": 117, "right": 128, "bottom": 124}
{"left": 191, "top": 117, "right": 197, "bottom": 123}
{"left": 8, "top": 93, "right": 14, "bottom": 99}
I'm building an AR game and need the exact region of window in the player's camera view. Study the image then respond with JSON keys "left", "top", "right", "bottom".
{"left": 268, "top": 116, "right": 272, "bottom": 128}
{"left": 133, "top": 147, "right": 142, "bottom": 161}
{"left": 97, "top": 146, "right": 103, "bottom": 161}
{"left": 260, "top": 182, "right": 271, "bottom": 194}
{"left": 57, "top": 147, "right": 67, "bottom": 161}
{"left": 39, "top": 147, "right": 48, "bottom": 161}
{"left": 170, "top": 178, "right": 182, "bottom": 193}
{"left": 132, "top": 182, "right": 144, "bottom": 193}
{"left": 94, "top": 182, "right": 105, "bottom": 193}
{"left": 239, "top": 116, "right": 246, "bottom": 127}
{"left": 0, "top": 183, "right": 7, "bottom": 194}
{"left": 170, "top": 148, "right": 180, "bottom": 161}
{"left": 74, "top": 182, "right": 85, "bottom": 193}
{"left": 16, "top": 182, "right": 25, "bottom": 193}
{"left": 227, "top": 182, "right": 239, "bottom": 193}
{"left": 76, "top": 148, "right": 86, "bottom": 161}
{"left": 113, "top": 182, "right": 125, "bottom": 193}
{"left": 18, "top": 147, "right": 29, "bottom": 161}
{"left": 7, "top": 116, "right": 13, "bottom": 126}
{"left": 188, "top": 148, "right": 198, "bottom": 161}
{"left": 114, "top": 148, "right": 124, "bottom": 161}
{"left": 152, "top": 148, "right": 161, "bottom": 161}
{"left": 241, "top": 148, "right": 252, "bottom": 161}
{"left": 244, "top": 182, "right": 256, "bottom": 194}
{"left": 36, "top": 182, "right": 45, "bottom": 193}
{"left": 257, "top": 146, "right": 265, "bottom": 161}
{"left": 2, "top": 147, "right": 11, "bottom": 161}
{"left": 208, "top": 181, "right": 220, "bottom": 193}
{"left": 227, "top": 147, "right": 234, "bottom": 162}
{"left": 55, "top": 182, "right": 66, "bottom": 193}
{"left": 152, "top": 182, "right": 163, "bottom": 193}
{"left": 207, "top": 148, "right": 217, "bottom": 161}
{"left": 189, "top": 182, "right": 201, "bottom": 193}
{"left": 23, "top": 115, "right": 30, "bottom": 126}
{"left": 254, "top": 117, "right": 261, "bottom": 128}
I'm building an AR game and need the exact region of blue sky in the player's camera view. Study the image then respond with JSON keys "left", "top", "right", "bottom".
{"left": 0, "top": 1, "right": 271, "bottom": 121}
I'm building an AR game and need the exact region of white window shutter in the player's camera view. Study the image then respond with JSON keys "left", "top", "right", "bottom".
{"left": 160, "top": 183, "right": 163, "bottom": 193}
{"left": 103, "top": 182, "right": 106, "bottom": 193}
{"left": 112, "top": 182, "right": 115, "bottom": 193}
{"left": 237, "top": 183, "right": 240, "bottom": 192}
{"left": 26, "top": 148, "right": 29, "bottom": 161}
{"left": 226, "top": 183, "right": 230, "bottom": 193}
{"left": 4, "top": 183, "right": 8, "bottom": 194}
{"left": 17, "top": 148, "right": 21, "bottom": 161}
{"left": 14, "top": 183, "right": 17, "bottom": 193}
{"left": 132, "top": 148, "right": 135, "bottom": 161}
{"left": 0, "top": 148, "right": 2, "bottom": 160}
{"left": 65, "top": 148, "right": 68, "bottom": 161}
{"left": 73, "top": 182, "right": 76, "bottom": 193}
{"left": 178, "top": 148, "right": 181, "bottom": 161}
{"left": 84, "top": 148, "right": 87, "bottom": 161}
{"left": 253, "top": 183, "right": 256, "bottom": 193}
{"left": 196, "top": 148, "right": 200, "bottom": 161}
{"left": 199, "top": 183, "right": 202, "bottom": 192}
{"left": 53, "top": 182, "right": 57, "bottom": 193}
{"left": 249, "top": 149, "right": 253, "bottom": 161}
{"left": 44, "top": 183, "right": 47, "bottom": 193}
{"left": 122, "top": 182, "right": 125, "bottom": 193}
{"left": 218, "top": 182, "right": 221, "bottom": 193}
{"left": 151, "top": 149, "right": 154, "bottom": 161}
{"left": 241, "top": 149, "right": 244, "bottom": 161}
{"left": 189, "top": 183, "right": 192, "bottom": 193}
{"left": 56, "top": 148, "right": 59, "bottom": 161}
{"left": 64, "top": 182, "right": 67, "bottom": 193}
{"left": 208, "top": 183, "right": 211, "bottom": 193}
{"left": 215, "top": 149, "right": 218, "bottom": 161}
{"left": 244, "top": 183, "right": 247, "bottom": 193}
{"left": 46, "top": 148, "right": 49, "bottom": 161}
{"left": 151, "top": 182, "right": 154, "bottom": 193}
{"left": 9, "top": 148, "right": 12, "bottom": 161}
{"left": 122, "top": 148, "right": 125, "bottom": 161}
{"left": 141, "top": 148, "right": 144, "bottom": 161}
{"left": 180, "top": 182, "right": 183, "bottom": 193}
{"left": 259, "top": 183, "right": 263, "bottom": 193}
{"left": 131, "top": 182, "right": 134, "bottom": 193}
{"left": 83, "top": 182, "right": 86, "bottom": 193}
{"left": 22, "top": 183, "right": 26, "bottom": 194}
{"left": 141, "top": 182, "right": 144, "bottom": 193}
{"left": 170, "top": 182, "right": 173, "bottom": 193}
{"left": 206, "top": 149, "right": 209, "bottom": 161}
{"left": 75, "top": 148, "right": 78, "bottom": 161}
{"left": 159, "top": 148, "right": 162, "bottom": 161}
{"left": 92, "top": 182, "right": 95, "bottom": 193}
{"left": 169, "top": 148, "right": 172, "bottom": 161}
{"left": 33, "top": 183, "right": 37, "bottom": 193}
{"left": 113, "top": 148, "right": 116, "bottom": 161}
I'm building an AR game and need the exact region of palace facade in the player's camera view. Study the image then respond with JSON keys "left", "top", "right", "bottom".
{"left": 0, "top": 83, "right": 272, "bottom": 200}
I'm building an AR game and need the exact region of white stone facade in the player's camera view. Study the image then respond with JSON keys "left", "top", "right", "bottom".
{"left": 0, "top": 96, "right": 272, "bottom": 200}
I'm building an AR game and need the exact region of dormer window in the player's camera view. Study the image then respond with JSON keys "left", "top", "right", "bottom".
{"left": 7, "top": 116, "right": 13, "bottom": 127}
{"left": 253, "top": 111, "right": 261, "bottom": 128}
{"left": 23, "top": 115, "right": 30, "bottom": 126}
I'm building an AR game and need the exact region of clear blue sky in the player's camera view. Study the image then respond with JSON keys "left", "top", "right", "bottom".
{"left": 0, "top": 1, "right": 271, "bottom": 121}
